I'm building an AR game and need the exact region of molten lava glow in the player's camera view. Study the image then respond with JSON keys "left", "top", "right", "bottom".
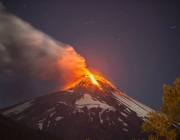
{"left": 88, "top": 74, "right": 102, "bottom": 90}
{"left": 89, "top": 74, "right": 99, "bottom": 85}
{"left": 63, "top": 72, "right": 103, "bottom": 91}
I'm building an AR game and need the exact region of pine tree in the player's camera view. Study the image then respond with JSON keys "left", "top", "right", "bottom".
{"left": 141, "top": 78, "right": 180, "bottom": 140}
{"left": 161, "top": 78, "right": 180, "bottom": 122}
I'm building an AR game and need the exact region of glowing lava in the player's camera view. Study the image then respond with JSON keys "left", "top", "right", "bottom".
{"left": 89, "top": 74, "right": 99, "bottom": 85}
{"left": 63, "top": 73, "right": 103, "bottom": 91}
{"left": 87, "top": 74, "right": 102, "bottom": 90}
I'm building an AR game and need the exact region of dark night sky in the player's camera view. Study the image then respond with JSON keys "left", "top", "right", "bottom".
{"left": 0, "top": 0, "right": 180, "bottom": 109}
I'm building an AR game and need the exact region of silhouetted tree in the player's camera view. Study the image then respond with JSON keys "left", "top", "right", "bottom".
{"left": 142, "top": 78, "right": 180, "bottom": 140}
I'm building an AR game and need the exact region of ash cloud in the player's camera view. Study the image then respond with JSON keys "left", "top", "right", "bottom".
{"left": 0, "top": 2, "right": 89, "bottom": 86}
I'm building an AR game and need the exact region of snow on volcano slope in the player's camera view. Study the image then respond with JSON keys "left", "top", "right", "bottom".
{"left": 75, "top": 94, "right": 116, "bottom": 111}
{"left": 2, "top": 100, "right": 34, "bottom": 117}
{"left": 112, "top": 92, "right": 153, "bottom": 118}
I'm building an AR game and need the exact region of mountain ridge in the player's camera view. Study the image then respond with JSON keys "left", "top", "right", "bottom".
{"left": 0, "top": 74, "right": 152, "bottom": 140}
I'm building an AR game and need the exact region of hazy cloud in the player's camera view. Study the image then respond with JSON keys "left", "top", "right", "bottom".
{"left": 0, "top": 2, "right": 89, "bottom": 86}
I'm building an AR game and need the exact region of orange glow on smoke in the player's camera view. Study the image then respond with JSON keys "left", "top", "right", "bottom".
{"left": 56, "top": 46, "right": 102, "bottom": 90}
{"left": 57, "top": 45, "right": 91, "bottom": 86}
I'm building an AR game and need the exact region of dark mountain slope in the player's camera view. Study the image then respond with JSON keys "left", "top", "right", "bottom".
{"left": 0, "top": 114, "right": 62, "bottom": 140}
{"left": 1, "top": 74, "right": 153, "bottom": 140}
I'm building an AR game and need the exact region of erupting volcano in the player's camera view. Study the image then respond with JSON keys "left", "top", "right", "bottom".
{"left": 64, "top": 74, "right": 103, "bottom": 91}
{"left": 0, "top": 73, "right": 153, "bottom": 140}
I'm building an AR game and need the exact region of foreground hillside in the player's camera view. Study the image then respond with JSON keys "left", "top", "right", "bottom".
{"left": 0, "top": 114, "right": 62, "bottom": 140}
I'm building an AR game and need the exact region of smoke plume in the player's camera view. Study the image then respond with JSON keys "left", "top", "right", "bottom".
{"left": 0, "top": 2, "right": 89, "bottom": 86}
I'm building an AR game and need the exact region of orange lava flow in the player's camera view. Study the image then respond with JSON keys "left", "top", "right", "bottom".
{"left": 89, "top": 74, "right": 99, "bottom": 85}
{"left": 88, "top": 74, "right": 102, "bottom": 90}
{"left": 62, "top": 71, "right": 103, "bottom": 91}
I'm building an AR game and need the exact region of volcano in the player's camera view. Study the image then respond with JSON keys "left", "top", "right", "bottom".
{"left": 0, "top": 74, "right": 153, "bottom": 140}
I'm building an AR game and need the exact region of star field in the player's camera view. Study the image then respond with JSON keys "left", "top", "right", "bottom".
{"left": 0, "top": 0, "right": 180, "bottom": 109}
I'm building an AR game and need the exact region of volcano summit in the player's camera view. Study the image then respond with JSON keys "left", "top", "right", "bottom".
{"left": 0, "top": 74, "right": 153, "bottom": 140}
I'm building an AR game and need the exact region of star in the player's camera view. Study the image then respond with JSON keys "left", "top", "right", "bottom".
{"left": 86, "top": 21, "right": 94, "bottom": 24}
{"left": 171, "top": 26, "right": 177, "bottom": 29}
{"left": 135, "top": 70, "right": 141, "bottom": 73}
{"left": 1, "top": 0, "right": 179, "bottom": 114}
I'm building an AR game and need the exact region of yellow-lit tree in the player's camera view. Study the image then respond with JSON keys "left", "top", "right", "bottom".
{"left": 141, "top": 78, "right": 180, "bottom": 140}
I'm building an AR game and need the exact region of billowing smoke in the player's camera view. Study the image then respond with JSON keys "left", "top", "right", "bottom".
{"left": 0, "top": 2, "right": 89, "bottom": 86}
